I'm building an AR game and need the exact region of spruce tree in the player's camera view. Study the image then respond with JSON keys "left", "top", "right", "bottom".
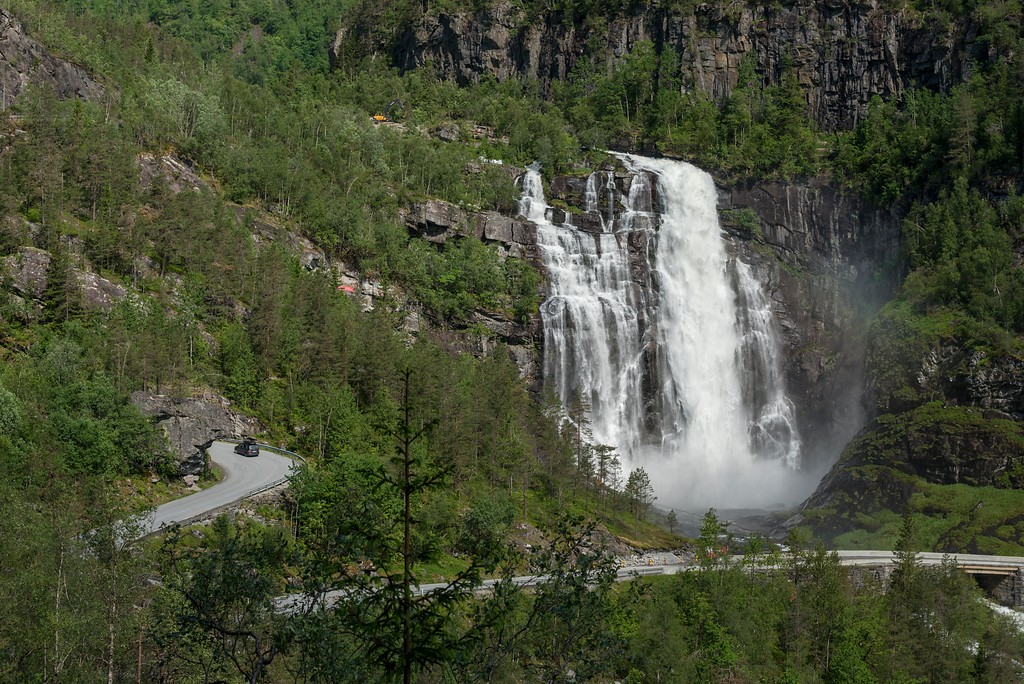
{"left": 41, "top": 238, "right": 80, "bottom": 324}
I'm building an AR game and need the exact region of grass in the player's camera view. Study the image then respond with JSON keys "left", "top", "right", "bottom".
{"left": 413, "top": 555, "right": 472, "bottom": 583}
{"left": 832, "top": 481, "right": 1024, "bottom": 555}
{"left": 601, "top": 512, "right": 688, "bottom": 549}
{"left": 114, "top": 468, "right": 210, "bottom": 510}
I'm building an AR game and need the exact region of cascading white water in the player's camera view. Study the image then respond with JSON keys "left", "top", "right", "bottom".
{"left": 523, "top": 155, "right": 809, "bottom": 509}
{"left": 734, "top": 260, "right": 802, "bottom": 468}
{"left": 522, "top": 166, "right": 647, "bottom": 452}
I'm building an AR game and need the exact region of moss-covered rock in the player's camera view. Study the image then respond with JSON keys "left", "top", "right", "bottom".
{"left": 798, "top": 298, "right": 1024, "bottom": 550}
{"left": 798, "top": 404, "right": 1024, "bottom": 549}
{"left": 865, "top": 300, "right": 1024, "bottom": 417}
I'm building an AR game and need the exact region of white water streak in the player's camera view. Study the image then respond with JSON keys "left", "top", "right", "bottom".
{"left": 523, "top": 167, "right": 646, "bottom": 449}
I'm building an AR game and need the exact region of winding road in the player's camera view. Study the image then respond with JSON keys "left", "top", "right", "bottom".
{"left": 137, "top": 447, "right": 1024, "bottom": 613}
{"left": 139, "top": 440, "right": 296, "bottom": 537}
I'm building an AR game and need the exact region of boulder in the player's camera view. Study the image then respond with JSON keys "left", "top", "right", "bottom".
{"left": 434, "top": 122, "right": 460, "bottom": 142}
{"left": 131, "top": 392, "right": 263, "bottom": 477}
{"left": 482, "top": 213, "right": 514, "bottom": 243}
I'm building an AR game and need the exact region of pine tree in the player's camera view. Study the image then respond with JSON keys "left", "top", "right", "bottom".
{"left": 347, "top": 368, "right": 512, "bottom": 683}
{"left": 625, "top": 468, "right": 655, "bottom": 520}
{"left": 42, "top": 238, "right": 80, "bottom": 324}
{"left": 565, "top": 392, "right": 593, "bottom": 503}
{"left": 890, "top": 514, "right": 921, "bottom": 599}
{"left": 593, "top": 443, "right": 616, "bottom": 512}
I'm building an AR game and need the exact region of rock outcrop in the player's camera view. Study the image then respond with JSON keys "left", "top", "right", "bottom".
{"left": 138, "top": 153, "right": 208, "bottom": 195}
{"left": 1, "top": 245, "right": 126, "bottom": 312}
{"left": 400, "top": 198, "right": 536, "bottom": 260}
{"left": 0, "top": 8, "right": 103, "bottom": 108}
{"left": 131, "top": 392, "right": 263, "bottom": 476}
{"left": 793, "top": 398, "right": 1024, "bottom": 547}
{"left": 383, "top": 0, "right": 994, "bottom": 131}
{"left": 868, "top": 339, "right": 1024, "bottom": 420}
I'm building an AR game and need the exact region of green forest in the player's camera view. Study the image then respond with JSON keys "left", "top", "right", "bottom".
{"left": 1, "top": 0, "right": 1024, "bottom": 680}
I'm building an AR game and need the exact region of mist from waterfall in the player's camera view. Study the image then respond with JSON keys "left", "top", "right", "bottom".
{"left": 523, "top": 155, "right": 814, "bottom": 510}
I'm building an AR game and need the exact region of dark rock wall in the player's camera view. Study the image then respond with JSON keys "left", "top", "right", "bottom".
{"left": 720, "top": 180, "right": 900, "bottom": 463}
{"left": 387, "top": 0, "right": 990, "bottom": 131}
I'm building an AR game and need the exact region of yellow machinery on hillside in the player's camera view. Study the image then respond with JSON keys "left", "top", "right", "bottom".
{"left": 372, "top": 99, "right": 404, "bottom": 123}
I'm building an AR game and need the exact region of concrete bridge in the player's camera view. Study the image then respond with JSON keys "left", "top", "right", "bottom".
{"left": 836, "top": 551, "right": 1024, "bottom": 608}
{"left": 617, "top": 550, "right": 1024, "bottom": 608}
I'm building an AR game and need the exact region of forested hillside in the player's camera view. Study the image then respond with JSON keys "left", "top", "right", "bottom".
{"left": 2, "top": 0, "right": 1024, "bottom": 680}
{"left": 348, "top": 0, "right": 1024, "bottom": 549}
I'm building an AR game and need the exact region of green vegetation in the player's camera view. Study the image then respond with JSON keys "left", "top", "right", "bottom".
{"left": 833, "top": 480, "right": 1024, "bottom": 555}
{"left": 145, "top": 507, "right": 1024, "bottom": 682}
{"left": 2, "top": 0, "right": 1024, "bottom": 679}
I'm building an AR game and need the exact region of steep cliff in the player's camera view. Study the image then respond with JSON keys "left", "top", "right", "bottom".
{"left": 0, "top": 7, "right": 103, "bottom": 108}
{"left": 720, "top": 178, "right": 900, "bottom": 463}
{"left": 399, "top": 197, "right": 543, "bottom": 382}
{"left": 381, "top": 0, "right": 998, "bottom": 131}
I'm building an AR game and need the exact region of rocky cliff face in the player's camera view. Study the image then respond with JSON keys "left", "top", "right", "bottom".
{"left": 0, "top": 8, "right": 103, "bottom": 108}
{"left": 720, "top": 179, "right": 900, "bottom": 461}
{"left": 131, "top": 392, "right": 264, "bottom": 476}
{"left": 1, "top": 245, "right": 127, "bottom": 312}
{"left": 385, "top": 0, "right": 992, "bottom": 130}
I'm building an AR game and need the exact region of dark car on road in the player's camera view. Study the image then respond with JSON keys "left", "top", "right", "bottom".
{"left": 234, "top": 439, "right": 260, "bottom": 457}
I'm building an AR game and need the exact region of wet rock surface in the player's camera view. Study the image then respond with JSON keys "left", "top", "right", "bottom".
{"left": 719, "top": 180, "right": 901, "bottom": 464}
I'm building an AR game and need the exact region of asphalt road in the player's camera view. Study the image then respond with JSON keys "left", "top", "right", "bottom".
{"left": 138, "top": 440, "right": 296, "bottom": 537}
{"left": 136, "top": 451, "right": 1024, "bottom": 610}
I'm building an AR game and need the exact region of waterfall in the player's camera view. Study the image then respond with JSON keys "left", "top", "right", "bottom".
{"left": 522, "top": 166, "right": 647, "bottom": 453}
{"left": 734, "top": 260, "right": 802, "bottom": 469}
{"left": 522, "top": 155, "right": 807, "bottom": 509}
